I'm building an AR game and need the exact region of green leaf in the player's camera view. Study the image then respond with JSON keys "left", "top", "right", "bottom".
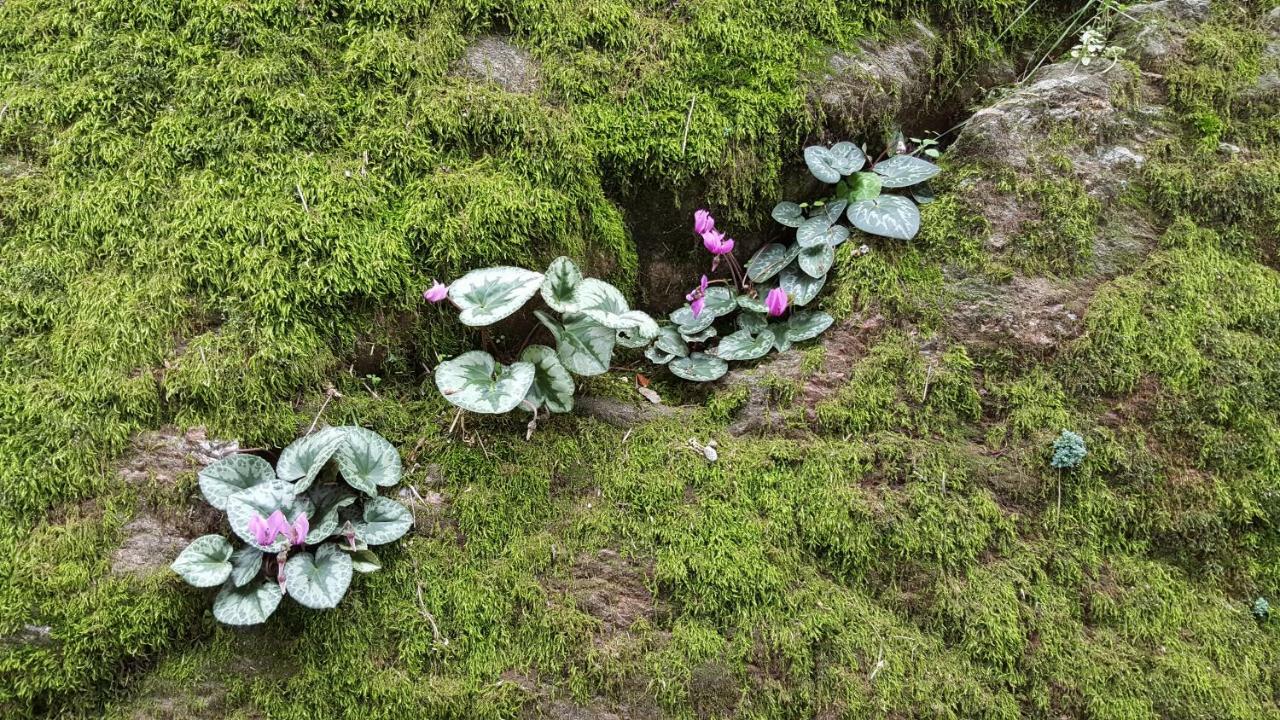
{"left": 738, "top": 312, "right": 768, "bottom": 333}
{"left": 804, "top": 146, "right": 842, "bottom": 184}
{"left": 911, "top": 182, "right": 935, "bottom": 205}
{"left": 737, "top": 293, "right": 769, "bottom": 314}
{"left": 669, "top": 353, "right": 729, "bottom": 383}
{"left": 702, "top": 287, "right": 736, "bottom": 317}
{"left": 829, "top": 142, "right": 867, "bottom": 175}
{"left": 645, "top": 345, "right": 676, "bottom": 365}
{"left": 772, "top": 324, "right": 793, "bottom": 353}
{"left": 229, "top": 545, "right": 263, "bottom": 587}
{"left": 799, "top": 243, "right": 835, "bottom": 278}
{"left": 336, "top": 426, "right": 402, "bottom": 496}
{"left": 345, "top": 548, "right": 382, "bottom": 573}
{"left": 872, "top": 154, "right": 940, "bottom": 188}
{"left": 213, "top": 578, "right": 283, "bottom": 626}
{"left": 796, "top": 216, "right": 833, "bottom": 248}
{"left": 655, "top": 326, "right": 690, "bottom": 358}
{"left": 536, "top": 311, "right": 616, "bottom": 377}
{"left": 680, "top": 327, "right": 717, "bottom": 343}
{"left": 171, "top": 535, "right": 233, "bottom": 588}
{"left": 786, "top": 310, "right": 835, "bottom": 342}
{"left": 669, "top": 304, "right": 715, "bottom": 334}
{"left": 577, "top": 279, "right": 635, "bottom": 329}
{"left": 226, "top": 483, "right": 315, "bottom": 552}
{"left": 278, "top": 427, "right": 344, "bottom": 493}
{"left": 305, "top": 486, "right": 357, "bottom": 544}
{"left": 771, "top": 201, "right": 805, "bottom": 228}
{"left": 618, "top": 310, "right": 659, "bottom": 339}
{"left": 825, "top": 198, "right": 849, "bottom": 224}
{"left": 848, "top": 195, "right": 921, "bottom": 240}
{"left": 448, "top": 267, "right": 544, "bottom": 326}
{"left": 780, "top": 263, "right": 827, "bottom": 307}
{"left": 521, "top": 345, "right": 575, "bottom": 414}
{"left": 435, "top": 351, "right": 536, "bottom": 414}
{"left": 848, "top": 172, "right": 883, "bottom": 201}
{"left": 198, "top": 454, "right": 275, "bottom": 511}
{"left": 714, "top": 328, "right": 776, "bottom": 361}
{"left": 354, "top": 496, "right": 413, "bottom": 546}
{"left": 540, "top": 257, "right": 583, "bottom": 312}
{"left": 284, "top": 543, "right": 353, "bottom": 610}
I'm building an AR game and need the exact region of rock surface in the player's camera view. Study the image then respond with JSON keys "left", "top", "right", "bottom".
{"left": 455, "top": 36, "right": 541, "bottom": 94}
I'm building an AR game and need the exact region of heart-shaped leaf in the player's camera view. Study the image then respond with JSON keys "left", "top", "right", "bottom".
{"left": 336, "top": 426, "right": 402, "bottom": 496}
{"left": 747, "top": 243, "right": 798, "bottom": 283}
{"left": 577, "top": 279, "right": 635, "bottom": 329}
{"left": 354, "top": 496, "right": 413, "bottom": 546}
{"left": 284, "top": 543, "right": 353, "bottom": 610}
{"left": 680, "top": 327, "right": 717, "bottom": 343}
{"left": 536, "top": 311, "right": 616, "bottom": 377}
{"left": 799, "top": 244, "right": 835, "bottom": 278}
{"left": 714, "top": 328, "right": 776, "bottom": 361}
{"left": 702, "top": 287, "right": 736, "bottom": 317}
{"left": 521, "top": 345, "right": 575, "bottom": 414}
{"left": 786, "top": 310, "right": 835, "bottom": 342}
{"left": 771, "top": 201, "right": 805, "bottom": 228}
{"left": 738, "top": 312, "right": 768, "bottom": 333}
{"left": 226, "top": 483, "right": 315, "bottom": 552}
{"left": 435, "top": 350, "right": 536, "bottom": 414}
{"left": 872, "top": 154, "right": 940, "bottom": 188}
{"left": 804, "top": 146, "right": 842, "bottom": 184}
{"left": 780, "top": 262, "right": 827, "bottom": 307}
{"left": 448, "top": 267, "right": 544, "bottom": 326}
{"left": 229, "top": 545, "right": 263, "bottom": 587}
{"left": 669, "top": 353, "right": 729, "bottom": 383}
{"left": 796, "top": 217, "right": 834, "bottom": 248}
{"left": 645, "top": 345, "right": 676, "bottom": 365}
{"left": 306, "top": 486, "right": 357, "bottom": 543}
{"left": 343, "top": 547, "right": 382, "bottom": 573}
{"left": 911, "top": 182, "right": 935, "bottom": 205}
{"left": 213, "top": 578, "right": 284, "bottom": 626}
{"left": 278, "top": 427, "right": 344, "bottom": 493}
{"left": 829, "top": 142, "right": 867, "bottom": 175}
{"left": 848, "top": 172, "right": 883, "bottom": 201}
{"left": 540, "top": 256, "right": 583, "bottom": 312}
{"left": 848, "top": 195, "right": 921, "bottom": 240}
{"left": 825, "top": 198, "right": 849, "bottom": 224}
{"left": 198, "top": 455, "right": 275, "bottom": 511}
{"left": 737, "top": 294, "right": 769, "bottom": 314}
{"left": 669, "top": 304, "right": 715, "bottom": 334}
{"left": 171, "top": 535, "right": 234, "bottom": 588}
{"left": 655, "top": 326, "right": 690, "bottom": 358}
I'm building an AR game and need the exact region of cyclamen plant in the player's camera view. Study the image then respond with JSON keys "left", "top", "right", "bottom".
{"left": 170, "top": 426, "right": 411, "bottom": 625}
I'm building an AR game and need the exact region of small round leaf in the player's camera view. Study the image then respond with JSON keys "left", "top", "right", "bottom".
{"left": 198, "top": 455, "right": 275, "bottom": 511}
{"left": 669, "top": 353, "right": 729, "bottom": 383}
{"left": 213, "top": 578, "right": 284, "bottom": 626}
{"left": 448, "top": 267, "right": 545, "bottom": 326}
{"left": 171, "top": 535, "right": 233, "bottom": 588}
{"left": 284, "top": 544, "right": 353, "bottom": 610}
{"left": 354, "top": 496, "right": 413, "bottom": 546}
{"left": 435, "top": 351, "right": 536, "bottom": 414}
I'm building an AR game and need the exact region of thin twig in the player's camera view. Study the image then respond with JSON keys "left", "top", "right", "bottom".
{"left": 448, "top": 408, "right": 464, "bottom": 435}
{"left": 296, "top": 183, "right": 310, "bottom": 213}
{"left": 306, "top": 387, "right": 340, "bottom": 435}
{"left": 680, "top": 94, "right": 696, "bottom": 155}
{"left": 0, "top": 102, "right": 9, "bottom": 120}
{"left": 415, "top": 582, "right": 449, "bottom": 647}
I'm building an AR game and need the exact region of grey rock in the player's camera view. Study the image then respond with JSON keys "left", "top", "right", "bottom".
{"left": 1, "top": 624, "right": 55, "bottom": 647}
{"left": 576, "top": 396, "right": 680, "bottom": 428}
{"left": 118, "top": 426, "right": 240, "bottom": 488}
{"left": 111, "top": 515, "right": 190, "bottom": 576}
{"left": 455, "top": 35, "right": 540, "bottom": 94}
{"left": 1114, "top": 0, "right": 1212, "bottom": 72}
{"left": 813, "top": 22, "right": 938, "bottom": 136}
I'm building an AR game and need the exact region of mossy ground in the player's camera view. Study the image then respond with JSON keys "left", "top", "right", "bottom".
{"left": 3, "top": 1, "right": 1280, "bottom": 718}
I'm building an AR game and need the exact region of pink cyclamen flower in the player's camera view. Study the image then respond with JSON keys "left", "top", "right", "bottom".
{"left": 694, "top": 209, "right": 715, "bottom": 235}
{"left": 291, "top": 513, "right": 309, "bottom": 546}
{"left": 765, "top": 287, "right": 789, "bottom": 317}
{"left": 691, "top": 296, "right": 706, "bottom": 318}
{"left": 702, "top": 231, "right": 735, "bottom": 256}
{"left": 248, "top": 513, "right": 274, "bottom": 546}
{"left": 423, "top": 280, "right": 449, "bottom": 303}
{"left": 687, "top": 275, "right": 710, "bottom": 317}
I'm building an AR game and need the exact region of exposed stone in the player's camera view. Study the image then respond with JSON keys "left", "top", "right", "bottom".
{"left": 111, "top": 514, "right": 190, "bottom": 576}
{"left": 946, "top": 273, "right": 1086, "bottom": 352}
{"left": 118, "top": 426, "right": 240, "bottom": 488}
{"left": 576, "top": 395, "right": 681, "bottom": 428}
{"left": 455, "top": 35, "right": 540, "bottom": 94}
{"left": 1114, "top": 0, "right": 1212, "bottom": 73}
{"left": 549, "top": 550, "right": 657, "bottom": 640}
{"left": 0, "top": 624, "right": 55, "bottom": 647}
{"left": 813, "top": 22, "right": 939, "bottom": 138}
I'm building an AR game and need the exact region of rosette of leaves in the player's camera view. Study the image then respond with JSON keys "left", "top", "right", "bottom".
{"left": 434, "top": 257, "right": 659, "bottom": 417}
{"left": 171, "top": 426, "right": 411, "bottom": 625}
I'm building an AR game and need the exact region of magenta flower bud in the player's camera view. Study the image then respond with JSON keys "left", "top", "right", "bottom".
{"left": 701, "top": 230, "right": 734, "bottom": 256}
{"left": 693, "top": 209, "right": 715, "bottom": 236}
{"left": 423, "top": 280, "right": 449, "bottom": 303}
{"left": 291, "top": 513, "right": 309, "bottom": 546}
{"left": 765, "top": 287, "right": 789, "bottom": 317}
{"left": 691, "top": 296, "right": 706, "bottom": 318}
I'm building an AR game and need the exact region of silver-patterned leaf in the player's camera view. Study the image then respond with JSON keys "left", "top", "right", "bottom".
{"left": 344, "top": 548, "right": 382, "bottom": 573}
{"left": 847, "top": 195, "right": 921, "bottom": 240}
{"left": 804, "top": 146, "right": 842, "bottom": 184}
{"left": 911, "top": 181, "right": 936, "bottom": 205}
{"left": 825, "top": 198, "right": 849, "bottom": 224}
{"left": 521, "top": 345, "right": 575, "bottom": 414}
{"left": 171, "top": 534, "right": 234, "bottom": 588}
{"left": 336, "top": 426, "right": 402, "bottom": 496}
{"left": 669, "top": 353, "right": 729, "bottom": 383}
{"left": 772, "top": 324, "right": 793, "bottom": 353}
{"left": 277, "top": 427, "right": 344, "bottom": 493}
{"left": 198, "top": 454, "right": 275, "bottom": 511}
{"left": 645, "top": 345, "right": 676, "bottom": 365}
{"left": 872, "top": 154, "right": 940, "bottom": 188}
{"left": 618, "top": 310, "right": 659, "bottom": 339}
{"left": 655, "top": 326, "right": 690, "bottom": 358}
{"left": 284, "top": 543, "right": 353, "bottom": 610}
{"left": 537, "top": 311, "right": 616, "bottom": 377}
{"left": 780, "top": 262, "right": 827, "bottom": 307}
{"left": 786, "top": 310, "right": 835, "bottom": 342}
{"left": 213, "top": 578, "right": 283, "bottom": 626}
{"left": 737, "top": 294, "right": 768, "bottom": 313}
{"left": 799, "top": 243, "right": 835, "bottom": 278}
{"left": 702, "top": 287, "right": 736, "bottom": 317}
{"left": 829, "top": 142, "right": 867, "bottom": 175}
{"left": 771, "top": 201, "right": 805, "bottom": 228}
{"left": 226, "top": 483, "right": 315, "bottom": 552}
{"left": 229, "top": 545, "right": 263, "bottom": 587}
{"left": 353, "top": 496, "right": 413, "bottom": 546}
{"left": 540, "top": 256, "right": 583, "bottom": 312}
{"left": 577, "top": 279, "right": 634, "bottom": 329}
{"left": 669, "top": 304, "right": 715, "bottom": 334}
{"left": 747, "top": 243, "right": 797, "bottom": 283}
{"left": 680, "top": 327, "right": 717, "bottom": 343}
{"left": 448, "top": 267, "right": 545, "bottom": 326}
{"left": 435, "top": 350, "right": 536, "bottom": 414}
{"left": 616, "top": 327, "right": 653, "bottom": 349}
{"left": 738, "top": 312, "right": 768, "bottom": 333}
{"left": 714, "top": 329, "right": 776, "bottom": 361}
{"left": 796, "top": 216, "right": 834, "bottom": 248}
{"left": 305, "top": 486, "right": 357, "bottom": 544}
